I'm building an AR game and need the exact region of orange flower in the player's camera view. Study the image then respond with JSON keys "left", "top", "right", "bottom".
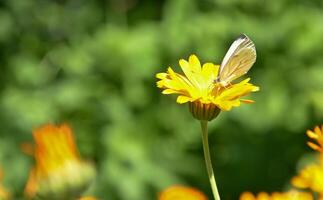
{"left": 159, "top": 185, "right": 207, "bottom": 200}
{"left": 306, "top": 125, "right": 323, "bottom": 154}
{"left": 24, "top": 124, "right": 95, "bottom": 199}
{"left": 291, "top": 125, "right": 323, "bottom": 195}
{"left": 79, "top": 196, "right": 98, "bottom": 200}
{"left": 239, "top": 191, "right": 313, "bottom": 200}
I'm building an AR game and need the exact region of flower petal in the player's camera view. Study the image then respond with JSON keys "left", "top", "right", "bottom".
{"left": 162, "top": 89, "right": 179, "bottom": 94}
{"left": 177, "top": 95, "right": 192, "bottom": 104}
{"left": 179, "top": 59, "right": 201, "bottom": 89}
{"left": 201, "top": 63, "right": 218, "bottom": 85}
{"left": 314, "top": 126, "right": 322, "bottom": 136}
{"left": 188, "top": 54, "right": 202, "bottom": 72}
{"left": 241, "top": 99, "right": 255, "bottom": 104}
{"left": 307, "top": 142, "right": 321, "bottom": 151}
{"left": 307, "top": 130, "right": 318, "bottom": 139}
{"left": 156, "top": 73, "right": 168, "bottom": 79}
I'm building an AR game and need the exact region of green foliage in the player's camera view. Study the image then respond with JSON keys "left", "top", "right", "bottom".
{"left": 0, "top": 0, "right": 322, "bottom": 199}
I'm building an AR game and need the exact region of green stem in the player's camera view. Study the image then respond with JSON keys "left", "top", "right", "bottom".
{"left": 200, "top": 120, "right": 221, "bottom": 200}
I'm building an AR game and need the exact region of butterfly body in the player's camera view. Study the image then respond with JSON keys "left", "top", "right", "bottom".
{"left": 215, "top": 34, "right": 256, "bottom": 87}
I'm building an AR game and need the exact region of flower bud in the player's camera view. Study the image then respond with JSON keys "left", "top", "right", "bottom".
{"left": 189, "top": 101, "right": 220, "bottom": 121}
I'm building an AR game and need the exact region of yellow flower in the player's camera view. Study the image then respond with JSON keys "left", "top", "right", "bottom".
{"left": 24, "top": 124, "right": 96, "bottom": 199}
{"left": 291, "top": 163, "right": 323, "bottom": 194}
{"left": 0, "top": 168, "right": 10, "bottom": 200}
{"left": 158, "top": 185, "right": 207, "bottom": 200}
{"left": 306, "top": 125, "right": 323, "bottom": 154}
{"left": 239, "top": 191, "right": 313, "bottom": 200}
{"left": 156, "top": 55, "right": 259, "bottom": 120}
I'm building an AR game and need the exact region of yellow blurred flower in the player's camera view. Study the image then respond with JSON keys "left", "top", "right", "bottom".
{"left": 158, "top": 185, "right": 207, "bottom": 200}
{"left": 0, "top": 168, "right": 10, "bottom": 200}
{"left": 156, "top": 54, "right": 259, "bottom": 120}
{"left": 291, "top": 163, "right": 323, "bottom": 194}
{"left": 239, "top": 191, "right": 313, "bottom": 200}
{"left": 24, "top": 124, "right": 95, "bottom": 199}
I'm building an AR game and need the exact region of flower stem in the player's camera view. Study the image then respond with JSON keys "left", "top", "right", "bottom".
{"left": 200, "top": 120, "right": 221, "bottom": 200}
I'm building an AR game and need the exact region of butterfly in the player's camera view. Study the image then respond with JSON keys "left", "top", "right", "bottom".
{"left": 215, "top": 34, "right": 256, "bottom": 87}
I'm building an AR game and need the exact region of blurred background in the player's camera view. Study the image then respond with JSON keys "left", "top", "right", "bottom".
{"left": 0, "top": 0, "right": 323, "bottom": 199}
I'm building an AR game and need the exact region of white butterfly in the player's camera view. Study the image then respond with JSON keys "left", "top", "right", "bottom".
{"left": 216, "top": 34, "right": 256, "bottom": 87}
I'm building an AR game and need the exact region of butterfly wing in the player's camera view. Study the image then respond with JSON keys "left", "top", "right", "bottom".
{"left": 217, "top": 34, "right": 256, "bottom": 84}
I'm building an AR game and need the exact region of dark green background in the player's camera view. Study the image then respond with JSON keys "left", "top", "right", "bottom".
{"left": 0, "top": 0, "right": 322, "bottom": 199}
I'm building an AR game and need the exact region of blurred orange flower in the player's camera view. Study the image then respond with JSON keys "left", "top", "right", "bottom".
{"left": 24, "top": 124, "right": 95, "bottom": 199}
{"left": 158, "top": 185, "right": 207, "bottom": 200}
{"left": 291, "top": 125, "right": 323, "bottom": 196}
{"left": 79, "top": 196, "right": 98, "bottom": 200}
{"left": 306, "top": 125, "right": 323, "bottom": 154}
{"left": 239, "top": 191, "right": 313, "bottom": 200}
{"left": 0, "top": 168, "right": 10, "bottom": 200}
{"left": 240, "top": 126, "right": 323, "bottom": 200}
